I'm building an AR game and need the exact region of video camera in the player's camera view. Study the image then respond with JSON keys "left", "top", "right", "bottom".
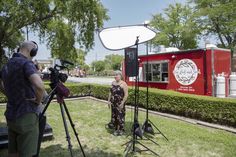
{"left": 48, "top": 60, "right": 74, "bottom": 99}
{"left": 49, "top": 59, "right": 73, "bottom": 86}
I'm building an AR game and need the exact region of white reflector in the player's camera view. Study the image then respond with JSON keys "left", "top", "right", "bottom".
{"left": 99, "top": 25, "right": 156, "bottom": 50}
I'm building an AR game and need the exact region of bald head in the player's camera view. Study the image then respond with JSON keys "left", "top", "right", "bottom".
{"left": 19, "top": 41, "right": 37, "bottom": 59}
{"left": 20, "top": 41, "right": 36, "bottom": 52}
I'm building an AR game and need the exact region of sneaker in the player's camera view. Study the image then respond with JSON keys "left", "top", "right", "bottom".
{"left": 118, "top": 130, "right": 124, "bottom": 136}
{"left": 113, "top": 130, "right": 125, "bottom": 136}
{"left": 113, "top": 130, "right": 120, "bottom": 136}
{"left": 107, "top": 122, "right": 114, "bottom": 129}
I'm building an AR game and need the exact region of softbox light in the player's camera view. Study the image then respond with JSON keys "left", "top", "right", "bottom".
{"left": 99, "top": 25, "right": 156, "bottom": 50}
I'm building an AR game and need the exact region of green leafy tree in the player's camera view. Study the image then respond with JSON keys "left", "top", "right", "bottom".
{"left": 76, "top": 48, "right": 87, "bottom": 67}
{"left": 191, "top": 0, "right": 236, "bottom": 49}
{"left": 81, "top": 64, "right": 90, "bottom": 72}
{"left": 75, "top": 48, "right": 89, "bottom": 71}
{"left": 0, "top": 0, "right": 108, "bottom": 67}
{"left": 91, "top": 60, "right": 105, "bottom": 73}
{"left": 151, "top": 3, "right": 201, "bottom": 49}
{"left": 104, "top": 54, "right": 124, "bottom": 70}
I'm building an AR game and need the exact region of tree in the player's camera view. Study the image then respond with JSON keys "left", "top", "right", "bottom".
{"left": 76, "top": 48, "right": 87, "bottom": 67}
{"left": 91, "top": 60, "right": 105, "bottom": 73}
{"left": 191, "top": 0, "right": 236, "bottom": 49}
{"left": 81, "top": 64, "right": 90, "bottom": 72}
{"left": 104, "top": 54, "right": 124, "bottom": 70}
{"left": 75, "top": 48, "right": 89, "bottom": 71}
{"left": 150, "top": 3, "right": 201, "bottom": 49}
{"left": 0, "top": 0, "right": 109, "bottom": 67}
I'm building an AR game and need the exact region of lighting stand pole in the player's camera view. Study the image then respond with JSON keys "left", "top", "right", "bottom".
{"left": 123, "top": 37, "right": 159, "bottom": 157}
{"left": 142, "top": 25, "right": 168, "bottom": 141}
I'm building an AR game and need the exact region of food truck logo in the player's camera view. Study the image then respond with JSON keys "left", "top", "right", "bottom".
{"left": 173, "top": 59, "right": 198, "bottom": 85}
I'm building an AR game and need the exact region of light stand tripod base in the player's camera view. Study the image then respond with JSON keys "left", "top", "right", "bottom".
{"left": 143, "top": 119, "right": 169, "bottom": 141}
{"left": 124, "top": 138, "right": 160, "bottom": 157}
{"left": 133, "top": 122, "right": 143, "bottom": 139}
{"left": 142, "top": 120, "right": 154, "bottom": 134}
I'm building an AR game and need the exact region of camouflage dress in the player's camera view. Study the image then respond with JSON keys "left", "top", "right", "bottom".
{"left": 110, "top": 84, "right": 126, "bottom": 131}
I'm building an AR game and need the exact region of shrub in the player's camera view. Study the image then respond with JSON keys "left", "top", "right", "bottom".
{"left": 75, "top": 84, "right": 236, "bottom": 127}
{"left": 1, "top": 83, "right": 236, "bottom": 127}
{"left": 0, "top": 93, "right": 7, "bottom": 104}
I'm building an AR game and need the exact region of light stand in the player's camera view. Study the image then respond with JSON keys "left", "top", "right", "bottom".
{"left": 142, "top": 41, "right": 168, "bottom": 141}
{"left": 98, "top": 25, "right": 160, "bottom": 157}
{"left": 123, "top": 37, "right": 159, "bottom": 157}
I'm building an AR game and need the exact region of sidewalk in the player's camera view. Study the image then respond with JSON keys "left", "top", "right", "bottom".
{"left": 67, "top": 76, "right": 113, "bottom": 85}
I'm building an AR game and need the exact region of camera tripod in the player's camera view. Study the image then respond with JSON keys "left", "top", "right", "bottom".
{"left": 35, "top": 83, "right": 86, "bottom": 157}
{"left": 123, "top": 38, "right": 159, "bottom": 157}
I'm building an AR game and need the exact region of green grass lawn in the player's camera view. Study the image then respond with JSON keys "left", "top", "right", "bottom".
{"left": 0, "top": 99, "right": 236, "bottom": 157}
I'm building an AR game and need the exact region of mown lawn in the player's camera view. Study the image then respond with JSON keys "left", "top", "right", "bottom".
{"left": 0, "top": 99, "right": 236, "bottom": 157}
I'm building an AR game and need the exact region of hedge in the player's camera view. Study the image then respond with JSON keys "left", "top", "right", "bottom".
{"left": 1, "top": 83, "right": 236, "bottom": 127}
{"left": 72, "top": 83, "right": 236, "bottom": 127}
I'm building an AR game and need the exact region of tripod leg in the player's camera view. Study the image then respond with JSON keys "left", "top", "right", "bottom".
{"left": 62, "top": 101, "right": 86, "bottom": 157}
{"left": 124, "top": 140, "right": 133, "bottom": 157}
{"left": 33, "top": 115, "right": 46, "bottom": 157}
{"left": 34, "top": 90, "right": 56, "bottom": 157}
{"left": 143, "top": 136, "right": 160, "bottom": 146}
{"left": 40, "top": 89, "right": 56, "bottom": 120}
{"left": 59, "top": 103, "right": 74, "bottom": 157}
{"left": 136, "top": 141, "right": 160, "bottom": 157}
{"left": 148, "top": 120, "right": 168, "bottom": 141}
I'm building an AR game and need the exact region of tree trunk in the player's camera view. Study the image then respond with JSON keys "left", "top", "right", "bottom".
{"left": 212, "top": 18, "right": 226, "bottom": 48}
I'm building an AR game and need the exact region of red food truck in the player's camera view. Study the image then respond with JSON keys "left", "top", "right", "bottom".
{"left": 123, "top": 47, "right": 232, "bottom": 97}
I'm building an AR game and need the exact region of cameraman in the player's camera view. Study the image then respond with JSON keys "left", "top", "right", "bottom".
{"left": 0, "top": 41, "right": 45, "bottom": 157}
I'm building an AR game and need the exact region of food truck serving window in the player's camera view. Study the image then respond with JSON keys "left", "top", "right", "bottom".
{"left": 143, "top": 61, "right": 169, "bottom": 83}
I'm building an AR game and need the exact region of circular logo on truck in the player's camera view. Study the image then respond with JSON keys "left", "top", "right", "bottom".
{"left": 173, "top": 59, "right": 199, "bottom": 85}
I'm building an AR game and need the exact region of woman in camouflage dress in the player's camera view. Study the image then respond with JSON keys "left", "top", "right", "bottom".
{"left": 108, "top": 71, "right": 128, "bottom": 136}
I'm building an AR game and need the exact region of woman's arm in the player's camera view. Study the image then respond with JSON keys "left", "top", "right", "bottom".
{"left": 108, "top": 92, "right": 111, "bottom": 102}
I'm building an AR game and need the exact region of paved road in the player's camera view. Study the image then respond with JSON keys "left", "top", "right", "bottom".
{"left": 67, "top": 76, "right": 114, "bottom": 85}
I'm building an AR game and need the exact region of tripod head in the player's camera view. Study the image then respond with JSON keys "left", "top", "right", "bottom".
{"left": 49, "top": 59, "right": 73, "bottom": 87}
{"left": 48, "top": 59, "right": 73, "bottom": 102}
